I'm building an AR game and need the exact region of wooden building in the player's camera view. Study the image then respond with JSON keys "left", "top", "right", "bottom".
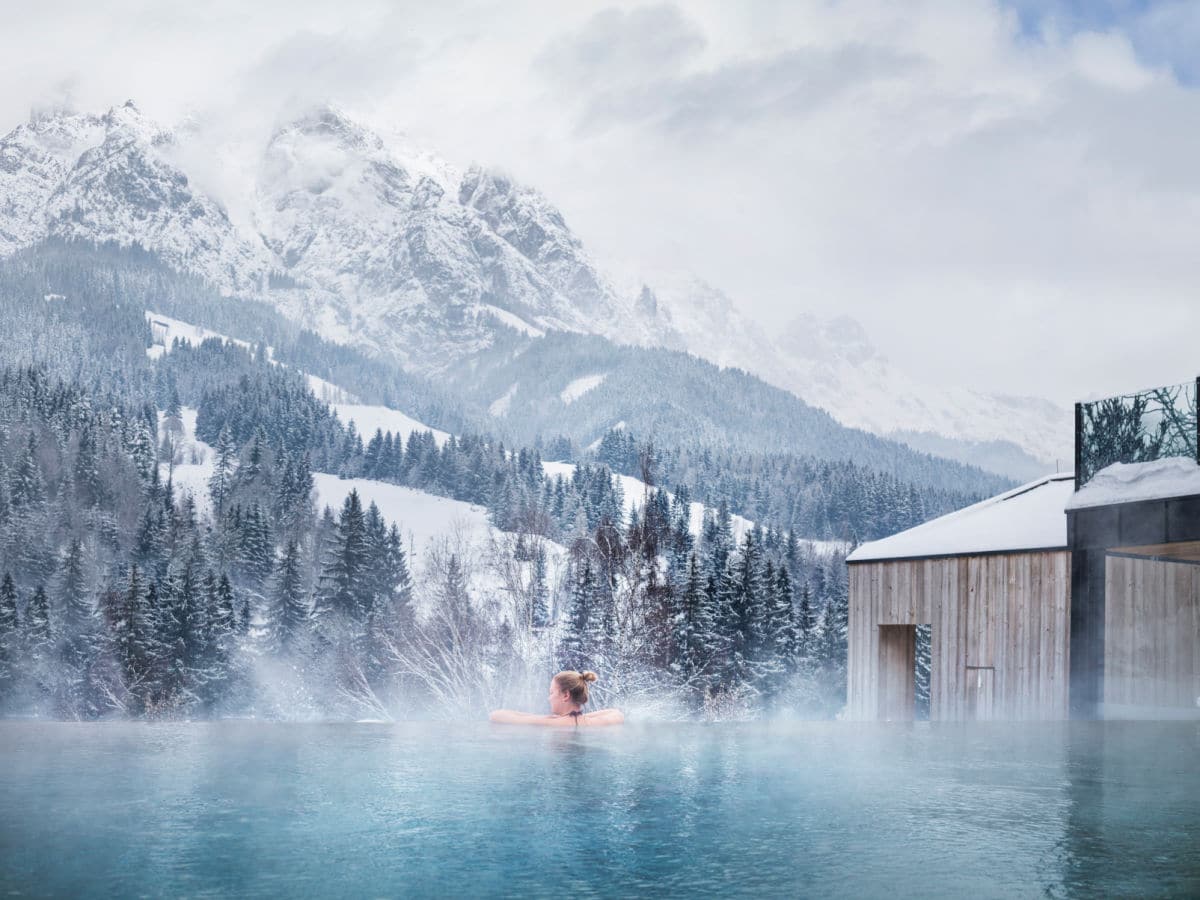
{"left": 846, "top": 474, "right": 1075, "bottom": 721}
{"left": 846, "top": 460, "right": 1200, "bottom": 720}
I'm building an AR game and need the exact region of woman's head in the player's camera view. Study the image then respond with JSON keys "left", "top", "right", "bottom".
{"left": 549, "top": 670, "right": 597, "bottom": 714}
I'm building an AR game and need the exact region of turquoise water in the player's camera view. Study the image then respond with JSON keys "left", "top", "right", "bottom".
{"left": 1, "top": 720, "right": 1198, "bottom": 898}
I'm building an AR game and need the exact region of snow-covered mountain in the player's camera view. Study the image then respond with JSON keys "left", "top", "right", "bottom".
{"left": 0, "top": 101, "right": 1068, "bottom": 476}
{"left": 643, "top": 275, "right": 1070, "bottom": 476}
{"left": 0, "top": 102, "right": 271, "bottom": 293}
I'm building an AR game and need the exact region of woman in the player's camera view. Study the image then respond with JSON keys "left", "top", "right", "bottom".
{"left": 488, "top": 670, "right": 625, "bottom": 727}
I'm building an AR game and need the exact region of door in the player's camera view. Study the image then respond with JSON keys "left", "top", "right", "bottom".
{"left": 877, "top": 625, "right": 916, "bottom": 721}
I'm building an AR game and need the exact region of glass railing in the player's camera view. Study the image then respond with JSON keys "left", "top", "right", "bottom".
{"left": 1075, "top": 377, "right": 1199, "bottom": 490}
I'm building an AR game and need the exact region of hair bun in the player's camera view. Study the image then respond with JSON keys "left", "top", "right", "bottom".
{"left": 580, "top": 670, "right": 598, "bottom": 683}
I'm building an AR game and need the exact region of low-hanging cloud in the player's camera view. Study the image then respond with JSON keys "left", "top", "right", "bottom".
{"left": 0, "top": 0, "right": 1196, "bottom": 404}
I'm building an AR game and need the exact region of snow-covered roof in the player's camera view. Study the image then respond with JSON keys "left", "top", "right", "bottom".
{"left": 847, "top": 473, "right": 1074, "bottom": 563}
{"left": 1066, "top": 457, "right": 1200, "bottom": 510}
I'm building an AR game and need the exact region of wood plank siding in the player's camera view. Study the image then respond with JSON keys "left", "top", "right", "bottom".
{"left": 1104, "top": 554, "right": 1200, "bottom": 712}
{"left": 847, "top": 552, "right": 1071, "bottom": 721}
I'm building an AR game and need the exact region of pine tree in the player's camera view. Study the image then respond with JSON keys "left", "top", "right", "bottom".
{"left": 763, "top": 564, "right": 800, "bottom": 706}
{"left": 727, "top": 529, "right": 768, "bottom": 695}
{"left": 108, "top": 566, "right": 157, "bottom": 715}
{"left": 58, "top": 538, "right": 92, "bottom": 634}
{"left": 9, "top": 435, "right": 51, "bottom": 586}
{"left": 362, "top": 501, "right": 389, "bottom": 621}
{"left": 312, "top": 490, "right": 370, "bottom": 637}
{"left": 530, "top": 544, "right": 550, "bottom": 628}
{"left": 196, "top": 572, "right": 236, "bottom": 711}
{"left": 209, "top": 425, "right": 237, "bottom": 514}
{"left": 211, "top": 573, "right": 237, "bottom": 637}
{"left": 24, "top": 584, "right": 53, "bottom": 652}
{"left": 154, "top": 575, "right": 190, "bottom": 712}
{"left": 239, "top": 503, "right": 274, "bottom": 591}
{"left": 363, "top": 523, "right": 414, "bottom": 687}
{"left": 237, "top": 593, "right": 251, "bottom": 637}
{"left": 11, "top": 434, "right": 45, "bottom": 507}
{"left": 134, "top": 506, "right": 167, "bottom": 581}
{"left": 269, "top": 540, "right": 308, "bottom": 654}
{"left": 73, "top": 425, "right": 103, "bottom": 509}
{"left": 427, "top": 553, "right": 473, "bottom": 660}
{"left": 559, "top": 562, "right": 595, "bottom": 670}
{"left": 669, "top": 553, "right": 713, "bottom": 704}
{"left": 0, "top": 574, "right": 19, "bottom": 703}
{"left": 796, "top": 583, "right": 816, "bottom": 655}
{"left": 813, "top": 559, "right": 849, "bottom": 715}
{"left": 130, "top": 418, "right": 157, "bottom": 484}
{"left": 23, "top": 584, "right": 55, "bottom": 705}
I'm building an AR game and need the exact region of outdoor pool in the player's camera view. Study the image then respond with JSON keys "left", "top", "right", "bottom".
{"left": 1, "top": 720, "right": 1197, "bottom": 897}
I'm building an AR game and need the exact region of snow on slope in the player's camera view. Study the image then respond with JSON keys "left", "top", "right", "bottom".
{"left": 146, "top": 311, "right": 357, "bottom": 403}
{"left": 644, "top": 275, "right": 1071, "bottom": 468}
{"left": 474, "top": 304, "right": 545, "bottom": 338}
{"left": 159, "top": 408, "right": 216, "bottom": 518}
{"left": 33, "top": 102, "right": 270, "bottom": 295}
{"left": 313, "top": 473, "right": 491, "bottom": 558}
{"left": 314, "top": 472, "right": 571, "bottom": 620}
{"left": 147, "top": 311, "right": 249, "bottom": 359}
{"left": 1, "top": 102, "right": 1070, "bottom": 472}
{"left": 331, "top": 403, "right": 450, "bottom": 447}
{"left": 541, "top": 460, "right": 758, "bottom": 546}
{"left": 488, "top": 383, "right": 518, "bottom": 418}
{"left": 560, "top": 374, "right": 607, "bottom": 405}
{"left": 158, "top": 408, "right": 566, "bottom": 596}
{"left": 541, "top": 459, "right": 848, "bottom": 555}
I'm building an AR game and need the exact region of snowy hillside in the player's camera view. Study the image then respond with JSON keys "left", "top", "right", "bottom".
{"left": 331, "top": 403, "right": 450, "bottom": 447}
{"left": 542, "top": 460, "right": 753, "bottom": 544}
{"left": 147, "top": 311, "right": 356, "bottom": 403}
{"left": 0, "top": 101, "right": 1068, "bottom": 475}
{"left": 312, "top": 473, "right": 490, "bottom": 556}
{"left": 159, "top": 405, "right": 566, "bottom": 598}
{"left": 645, "top": 275, "right": 1071, "bottom": 475}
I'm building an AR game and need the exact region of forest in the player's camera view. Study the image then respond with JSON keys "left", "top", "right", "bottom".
{"left": 0, "top": 242, "right": 976, "bottom": 720}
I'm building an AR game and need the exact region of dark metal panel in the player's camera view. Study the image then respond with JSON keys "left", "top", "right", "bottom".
{"left": 1068, "top": 548, "right": 1105, "bottom": 719}
{"left": 1069, "top": 506, "right": 1121, "bottom": 550}
{"left": 1116, "top": 500, "right": 1169, "bottom": 547}
{"left": 1166, "top": 495, "right": 1200, "bottom": 543}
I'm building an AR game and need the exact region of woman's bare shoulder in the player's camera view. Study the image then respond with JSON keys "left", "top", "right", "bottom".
{"left": 581, "top": 708, "right": 625, "bottom": 725}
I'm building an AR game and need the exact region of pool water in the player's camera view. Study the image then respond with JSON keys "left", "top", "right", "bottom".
{"left": 1, "top": 720, "right": 1197, "bottom": 898}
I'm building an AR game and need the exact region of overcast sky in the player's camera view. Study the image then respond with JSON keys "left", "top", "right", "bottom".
{"left": 2, "top": 0, "right": 1197, "bottom": 406}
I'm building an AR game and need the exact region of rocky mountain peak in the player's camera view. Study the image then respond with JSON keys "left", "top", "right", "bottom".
{"left": 0, "top": 100, "right": 1070, "bottom": 472}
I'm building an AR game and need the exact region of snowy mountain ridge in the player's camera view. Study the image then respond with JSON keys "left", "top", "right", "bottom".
{"left": 640, "top": 274, "right": 1070, "bottom": 473}
{"left": 0, "top": 101, "right": 1068, "bottom": 475}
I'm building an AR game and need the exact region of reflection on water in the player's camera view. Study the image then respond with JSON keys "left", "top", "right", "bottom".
{"left": 1, "top": 721, "right": 1197, "bottom": 898}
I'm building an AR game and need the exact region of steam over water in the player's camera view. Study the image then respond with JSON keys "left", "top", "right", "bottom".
{"left": 1, "top": 721, "right": 1197, "bottom": 897}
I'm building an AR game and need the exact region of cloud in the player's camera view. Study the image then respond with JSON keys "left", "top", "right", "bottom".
{"left": 0, "top": 0, "right": 1197, "bottom": 405}
{"left": 536, "top": 4, "right": 706, "bottom": 89}
{"left": 235, "top": 27, "right": 423, "bottom": 117}
{"left": 565, "top": 44, "right": 921, "bottom": 139}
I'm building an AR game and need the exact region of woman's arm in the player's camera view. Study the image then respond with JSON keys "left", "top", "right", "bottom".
{"left": 488, "top": 710, "right": 573, "bottom": 726}
{"left": 488, "top": 709, "right": 624, "bottom": 727}
{"left": 488, "top": 709, "right": 545, "bottom": 724}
